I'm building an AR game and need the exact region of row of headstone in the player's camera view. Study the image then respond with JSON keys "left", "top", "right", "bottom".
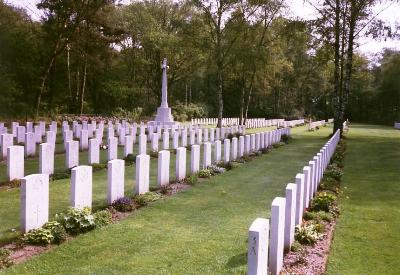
{"left": 280, "top": 119, "right": 305, "bottom": 128}
{"left": 191, "top": 118, "right": 286, "bottom": 129}
{"left": 308, "top": 120, "right": 326, "bottom": 130}
{"left": 247, "top": 129, "right": 341, "bottom": 275}
{"left": 19, "top": 127, "right": 291, "bottom": 233}
{"left": 0, "top": 121, "right": 57, "bottom": 160}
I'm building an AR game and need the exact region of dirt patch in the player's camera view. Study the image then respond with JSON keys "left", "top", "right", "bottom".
{"left": 4, "top": 243, "right": 53, "bottom": 264}
{"left": 282, "top": 220, "right": 336, "bottom": 274}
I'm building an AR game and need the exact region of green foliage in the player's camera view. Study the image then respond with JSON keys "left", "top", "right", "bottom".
{"left": 172, "top": 102, "right": 207, "bottom": 122}
{"left": 149, "top": 151, "right": 159, "bottom": 158}
{"left": 9, "top": 179, "right": 21, "bottom": 188}
{"left": 209, "top": 165, "right": 226, "bottom": 174}
{"left": 198, "top": 169, "right": 212, "bottom": 178}
{"left": 91, "top": 163, "right": 107, "bottom": 172}
{"left": 272, "top": 142, "right": 285, "bottom": 148}
{"left": 22, "top": 221, "right": 67, "bottom": 245}
{"left": 111, "top": 197, "right": 136, "bottom": 212}
{"left": 319, "top": 176, "right": 340, "bottom": 193}
{"left": 310, "top": 192, "right": 337, "bottom": 213}
{"left": 290, "top": 240, "right": 303, "bottom": 252}
{"left": 134, "top": 192, "right": 162, "bottom": 207}
{"left": 281, "top": 134, "right": 292, "bottom": 144}
{"left": 56, "top": 207, "right": 96, "bottom": 235}
{"left": 185, "top": 174, "right": 198, "bottom": 185}
{"left": 295, "top": 222, "right": 323, "bottom": 245}
{"left": 51, "top": 169, "right": 71, "bottom": 181}
{"left": 93, "top": 210, "right": 113, "bottom": 227}
{"left": 111, "top": 107, "right": 143, "bottom": 121}
{"left": 0, "top": 248, "right": 12, "bottom": 268}
{"left": 124, "top": 154, "right": 136, "bottom": 165}
{"left": 325, "top": 164, "right": 343, "bottom": 181}
{"left": 303, "top": 211, "right": 333, "bottom": 222}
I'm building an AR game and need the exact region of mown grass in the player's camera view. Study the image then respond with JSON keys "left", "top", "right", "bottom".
{"left": 1, "top": 125, "right": 332, "bottom": 274}
{"left": 326, "top": 124, "right": 400, "bottom": 274}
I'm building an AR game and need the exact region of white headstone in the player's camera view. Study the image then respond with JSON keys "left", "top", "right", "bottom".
{"left": 157, "top": 150, "right": 170, "bottom": 187}
{"left": 269, "top": 197, "right": 286, "bottom": 275}
{"left": 25, "top": 132, "right": 36, "bottom": 157}
{"left": 88, "top": 138, "right": 100, "bottom": 164}
{"left": 284, "top": 184, "right": 297, "bottom": 252}
{"left": 223, "top": 139, "right": 230, "bottom": 163}
{"left": 108, "top": 137, "right": 118, "bottom": 161}
{"left": 295, "top": 174, "right": 304, "bottom": 225}
{"left": 17, "top": 126, "right": 26, "bottom": 143}
{"left": 238, "top": 135, "right": 244, "bottom": 158}
{"left": 71, "top": 165, "right": 92, "bottom": 209}
{"left": 80, "top": 129, "right": 89, "bottom": 151}
{"left": 191, "top": 145, "right": 200, "bottom": 174}
{"left": 39, "top": 143, "right": 54, "bottom": 175}
{"left": 1, "top": 133, "right": 13, "bottom": 160}
{"left": 248, "top": 218, "right": 269, "bottom": 275}
{"left": 163, "top": 130, "right": 170, "bottom": 150}
{"left": 124, "top": 135, "right": 134, "bottom": 157}
{"left": 20, "top": 174, "right": 49, "bottom": 232}
{"left": 7, "top": 145, "right": 24, "bottom": 181}
{"left": 231, "top": 137, "right": 238, "bottom": 161}
{"left": 214, "top": 140, "right": 221, "bottom": 164}
{"left": 176, "top": 147, "right": 186, "bottom": 181}
{"left": 66, "top": 140, "right": 79, "bottom": 169}
{"left": 135, "top": 154, "right": 150, "bottom": 195}
{"left": 151, "top": 133, "right": 159, "bottom": 152}
{"left": 139, "top": 134, "right": 147, "bottom": 155}
{"left": 107, "top": 159, "right": 125, "bottom": 204}
{"left": 203, "top": 142, "right": 212, "bottom": 168}
{"left": 303, "top": 166, "right": 311, "bottom": 208}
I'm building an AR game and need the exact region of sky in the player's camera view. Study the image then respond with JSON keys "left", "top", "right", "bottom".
{"left": 5, "top": 0, "right": 400, "bottom": 56}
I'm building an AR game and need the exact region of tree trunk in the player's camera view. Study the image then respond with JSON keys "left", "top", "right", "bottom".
{"left": 343, "top": 3, "right": 356, "bottom": 124}
{"left": 80, "top": 56, "right": 87, "bottom": 115}
{"left": 333, "top": 0, "right": 343, "bottom": 134}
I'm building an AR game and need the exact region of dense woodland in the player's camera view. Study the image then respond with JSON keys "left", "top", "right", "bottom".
{"left": 0, "top": 0, "right": 399, "bottom": 129}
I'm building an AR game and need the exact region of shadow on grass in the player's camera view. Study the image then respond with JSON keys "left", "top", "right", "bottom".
{"left": 226, "top": 252, "right": 247, "bottom": 269}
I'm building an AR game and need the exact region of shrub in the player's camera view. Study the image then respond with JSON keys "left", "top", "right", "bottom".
{"left": 51, "top": 169, "right": 71, "bottom": 181}
{"left": 209, "top": 165, "right": 226, "bottom": 174}
{"left": 160, "top": 185, "right": 171, "bottom": 194}
{"left": 198, "top": 169, "right": 212, "bottom": 178}
{"left": 295, "top": 222, "right": 323, "bottom": 245}
{"left": 22, "top": 221, "right": 67, "bottom": 245}
{"left": 22, "top": 228, "right": 54, "bottom": 245}
{"left": 325, "top": 164, "right": 343, "bottom": 181}
{"left": 56, "top": 207, "right": 96, "bottom": 235}
{"left": 149, "top": 151, "right": 159, "bottom": 158}
{"left": 43, "top": 221, "right": 68, "bottom": 244}
{"left": 111, "top": 107, "right": 142, "bottom": 121}
{"left": 217, "top": 162, "right": 236, "bottom": 170}
{"left": 319, "top": 177, "right": 340, "bottom": 193}
{"left": 91, "top": 163, "right": 107, "bottom": 172}
{"left": 9, "top": 179, "right": 21, "bottom": 188}
{"left": 272, "top": 142, "right": 285, "bottom": 148}
{"left": 281, "top": 134, "right": 292, "bottom": 144}
{"left": 310, "top": 192, "right": 337, "bottom": 212}
{"left": 240, "top": 155, "right": 252, "bottom": 163}
{"left": 290, "top": 241, "right": 303, "bottom": 252}
{"left": 0, "top": 248, "right": 12, "bottom": 268}
{"left": 112, "top": 197, "right": 135, "bottom": 212}
{"left": 124, "top": 154, "right": 136, "bottom": 165}
{"left": 260, "top": 147, "right": 271, "bottom": 154}
{"left": 172, "top": 102, "right": 207, "bottom": 121}
{"left": 185, "top": 174, "right": 198, "bottom": 185}
{"left": 303, "top": 211, "right": 333, "bottom": 222}
{"left": 134, "top": 192, "right": 162, "bottom": 207}
{"left": 94, "top": 210, "right": 113, "bottom": 227}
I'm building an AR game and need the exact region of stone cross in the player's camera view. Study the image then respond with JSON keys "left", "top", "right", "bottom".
{"left": 161, "top": 58, "right": 169, "bottom": 108}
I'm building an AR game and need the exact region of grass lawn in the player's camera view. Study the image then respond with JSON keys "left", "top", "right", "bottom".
{"left": 326, "top": 124, "right": 400, "bottom": 274}
{"left": 1, "top": 125, "right": 332, "bottom": 274}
